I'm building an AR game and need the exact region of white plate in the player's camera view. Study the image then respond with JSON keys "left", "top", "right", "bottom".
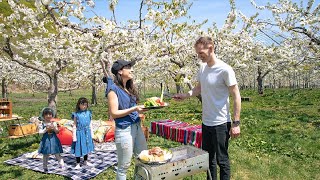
{"left": 142, "top": 103, "right": 169, "bottom": 110}
{"left": 138, "top": 149, "right": 172, "bottom": 164}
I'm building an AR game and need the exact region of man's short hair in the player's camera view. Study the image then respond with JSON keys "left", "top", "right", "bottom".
{"left": 195, "top": 36, "right": 214, "bottom": 47}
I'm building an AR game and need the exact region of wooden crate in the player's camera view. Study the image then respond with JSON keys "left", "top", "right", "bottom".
{"left": 9, "top": 123, "right": 37, "bottom": 136}
{"left": 0, "top": 99, "right": 12, "bottom": 119}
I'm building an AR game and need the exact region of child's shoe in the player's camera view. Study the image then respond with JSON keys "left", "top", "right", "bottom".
{"left": 59, "top": 159, "right": 65, "bottom": 170}
{"left": 84, "top": 161, "right": 94, "bottom": 167}
{"left": 74, "top": 163, "right": 81, "bottom": 170}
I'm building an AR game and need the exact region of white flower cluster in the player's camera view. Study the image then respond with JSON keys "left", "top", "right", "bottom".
{"left": 0, "top": 0, "right": 318, "bottom": 94}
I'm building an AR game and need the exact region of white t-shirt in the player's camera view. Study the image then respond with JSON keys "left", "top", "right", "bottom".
{"left": 197, "top": 60, "right": 238, "bottom": 126}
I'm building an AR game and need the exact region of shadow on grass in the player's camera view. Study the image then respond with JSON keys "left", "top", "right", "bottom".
{"left": 4, "top": 136, "right": 39, "bottom": 156}
{"left": 9, "top": 140, "right": 34, "bottom": 149}
{"left": 0, "top": 168, "right": 24, "bottom": 178}
{"left": 0, "top": 165, "right": 72, "bottom": 180}
{"left": 312, "top": 121, "right": 320, "bottom": 128}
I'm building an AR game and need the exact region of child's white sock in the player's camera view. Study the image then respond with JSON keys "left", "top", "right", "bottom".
{"left": 84, "top": 160, "right": 94, "bottom": 167}
{"left": 55, "top": 154, "right": 65, "bottom": 169}
{"left": 59, "top": 159, "right": 65, "bottom": 169}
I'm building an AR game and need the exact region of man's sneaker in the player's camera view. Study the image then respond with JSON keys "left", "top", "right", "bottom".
{"left": 74, "top": 163, "right": 81, "bottom": 170}
{"left": 84, "top": 161, "right": 94, "bottom": 167}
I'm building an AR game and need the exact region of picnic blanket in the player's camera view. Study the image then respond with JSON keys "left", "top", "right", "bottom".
{"left": 4, "top": 143, "right": 117, "bottom": 180}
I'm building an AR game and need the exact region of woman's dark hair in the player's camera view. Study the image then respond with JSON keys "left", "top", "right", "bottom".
{"left": 76, "top": 97, "right": 89, "bottom": 111}
{"left": 114, "top": 72, "right": 140, "bottom": 102}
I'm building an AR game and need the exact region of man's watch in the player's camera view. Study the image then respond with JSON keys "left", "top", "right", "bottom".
{"left": 232, "top": 120, "right": 240, "bottom": 126}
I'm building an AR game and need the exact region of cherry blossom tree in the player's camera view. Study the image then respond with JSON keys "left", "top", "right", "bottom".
{"left": 2, "top": 0, "right": 317, "bottom": 103}
{"left": 237, "top": 0, "right": 319, "bottom": 93}
{"left": 1, "top": 0, "right": 93, "bottom": 111}
{"left": 1, "top": 0, "right": 203, "bottom": 108}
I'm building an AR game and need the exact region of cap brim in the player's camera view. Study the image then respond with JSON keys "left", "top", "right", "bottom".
{"left": 128, "top": 61, "right": 136, "bottom": 67}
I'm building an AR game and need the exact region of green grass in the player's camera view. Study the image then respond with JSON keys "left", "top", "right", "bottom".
{"left": 0, "top": 88, "right": 319, "bottom": 179}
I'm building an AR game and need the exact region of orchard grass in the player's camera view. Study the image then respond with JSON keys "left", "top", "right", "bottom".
{"left": 0, "top": 88, "right": 319, "bottom": 179}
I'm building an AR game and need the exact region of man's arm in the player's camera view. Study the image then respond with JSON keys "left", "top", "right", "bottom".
{"left": 229, "top": 84, "right": 241, "bottom": 138}
{"left": 187, "top": 82, "right": 201, "bottom": 97}
{"left": 173, "top": 82, "right": 201, "bottom": 100}
{"left": 229, "top": 84, "right": 241, "bottom": 121}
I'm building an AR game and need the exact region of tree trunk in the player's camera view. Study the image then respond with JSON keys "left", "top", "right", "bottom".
{"left": 1, "top": 77, "right": 7, "bottom": 99}
{"left": 257, "top": 66, "right": 264, "bottom": 95}
{"left": 253, "top": 67, "right": 256, "bottom": 90}
{"left": 174, "top": 74, "right": 184, "bottom": 93}
{"left": 47, "top": 75, "right": 58, "bottom": 116}
{"left": 175, "top": 83, "right": 183, "bottom": 93}
{"left": 91, "top": 74, "right": 97, "bottom": 105}
{"left": 31, "top": 83, "right": 35, "bottom": 97}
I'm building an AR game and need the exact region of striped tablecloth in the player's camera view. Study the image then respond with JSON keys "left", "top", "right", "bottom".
{"left": 150, "top": 119, "right": 202, "bottom": 148}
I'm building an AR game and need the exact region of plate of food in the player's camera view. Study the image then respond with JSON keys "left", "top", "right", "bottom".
{"left": 143, "top": 97, "right": 169, "bottom": 109}
{"left": 138, "top": 147, "right": 173, "bottom": 164}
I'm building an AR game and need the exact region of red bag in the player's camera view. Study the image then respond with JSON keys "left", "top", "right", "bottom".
{"left": 103, "top": 120, "right": 115, "bottom": 142}
{"left": 57, "top": 126, "right": 73, "bottom": 145}
{"left": 49, "top": 118, "right": 73, "bottom": 145}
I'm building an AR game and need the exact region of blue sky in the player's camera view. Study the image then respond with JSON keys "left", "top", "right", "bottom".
{"left": 86, "top": 0, "right": 319, "bottom": 29}
{"left": 80, "top": 0, "right": 318, "bottom": 45}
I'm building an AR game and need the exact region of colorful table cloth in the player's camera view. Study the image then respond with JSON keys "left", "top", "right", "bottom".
{"left": 150, "top": 120, "right": 202, "bottom": 148}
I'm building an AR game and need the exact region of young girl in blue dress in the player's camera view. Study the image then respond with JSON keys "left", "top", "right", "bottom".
{"left": 71, "top": 97, "right": 95, "bottom": 169}
{"left": 38, "top": 107, "right": 65, "bottom": 172}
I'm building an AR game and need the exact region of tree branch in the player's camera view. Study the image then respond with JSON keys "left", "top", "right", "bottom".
{"left": 290, "top": 27, "right": 320, "bottom": 45}
{"left": 139, "top": 0, "right": 144, "bottom": 29}
{"left": 262, "top": 69, "right": 271, "bottom": 79}
{"left": 170, "top": 57, "right": 184, "bottom": 68}
{"left": 257, "top": 21, "right": 320, "bottom": 45}
{"left": 258, "top": 29, "right": 281, "bottom": 45}
{"left": 168, "top": 69, "right": 177, "bottom": 79}
{"left": 2, "top": 38, "right": 50, "bottom": 77}
{"left": 45, "top": 5, "right": 101, "bottom": 37}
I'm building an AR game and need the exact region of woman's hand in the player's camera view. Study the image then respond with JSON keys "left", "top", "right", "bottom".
{"left": 135, "top": 105, "right": 148, "bottom": 114}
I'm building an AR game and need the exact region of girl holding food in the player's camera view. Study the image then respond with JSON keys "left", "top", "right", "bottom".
{"left": 38, "top": 107, "right": 65, "bottom": 172}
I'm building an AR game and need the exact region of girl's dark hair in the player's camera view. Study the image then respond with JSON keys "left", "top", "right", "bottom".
{"left": 43, "top": 108, "right": 53, "bottom": 115}
{"left": 39, "top": 107, "right": 55, "bottom": 120}
{"left": 76, "top": 97, "right": 89, "bottom": 111}
{"left": 114, "top": 73, "right": 139, "bottom": 102}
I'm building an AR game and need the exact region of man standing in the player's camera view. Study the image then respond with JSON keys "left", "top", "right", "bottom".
{"left": 173, "top": 36, "right": 241, "bottom": 180}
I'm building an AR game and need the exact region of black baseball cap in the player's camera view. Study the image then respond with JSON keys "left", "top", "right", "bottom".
{"left": 111, "top": 60, "right": 135, "bottom": 75}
